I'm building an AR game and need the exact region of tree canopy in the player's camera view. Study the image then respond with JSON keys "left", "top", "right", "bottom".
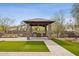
{"left": 71, "top": 4, "right": 79, "bottom": 27}
{"left": 0, "top": 16, "right": 15, "bottom": 32}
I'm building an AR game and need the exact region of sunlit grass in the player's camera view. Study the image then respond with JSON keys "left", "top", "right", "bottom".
{"left": 0, "top": 41, "right": 49, "bottom": 52}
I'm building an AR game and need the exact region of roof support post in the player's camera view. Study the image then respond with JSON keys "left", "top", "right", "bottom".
{"left": 45, "top": 26, "right": 47, "bottom": 37}
{"left": 27, "top": 24, "right": 32, "bottom": 40}
{"left": 47, "top": 24, "right": 52, "bottom": 39}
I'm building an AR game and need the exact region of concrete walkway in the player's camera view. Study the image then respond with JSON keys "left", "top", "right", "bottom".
{"left": 0, "top": 37, "right": 75, "bottom": 56}
{"left": 44, "top": 40, "right": 75, "bottom": 56}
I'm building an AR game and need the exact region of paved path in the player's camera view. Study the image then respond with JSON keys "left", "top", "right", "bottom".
{"left": 0, "top": 37, "right": 75, "bottom": 56}
{"left": 0, "top": 52, "right": 52, "bottom": 56}
{"left": 44, "top": 40, "right": 75, "bottom": 56}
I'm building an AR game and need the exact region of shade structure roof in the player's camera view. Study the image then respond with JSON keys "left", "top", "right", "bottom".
{"left": 23, "top": 18, "right": 55, "bottom": 26}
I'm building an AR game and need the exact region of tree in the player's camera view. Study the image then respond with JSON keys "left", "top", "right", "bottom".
{"left": 71, "top": 3, "right": 79, "bottom": 27}
{"left": 52, "top": 10, "right": 65, "bottom": 37}
{"left": 71, "top": 4, "right": 79, "bottom": 40}
{"left": 0, "top": 16, "right": 15, "bottom": 33}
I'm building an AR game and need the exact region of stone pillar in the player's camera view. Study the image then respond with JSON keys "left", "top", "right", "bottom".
{"left": 30, "top": 26, "right": 32, "bottom": 37}
{"left": 47, "top": 24, "right": 52, "bottom": 39}
{"left": 45, "top": 26, "right": 47, "bottom": 37}
{"left": 27, "top": 24, "right": 31, "bottom": 40}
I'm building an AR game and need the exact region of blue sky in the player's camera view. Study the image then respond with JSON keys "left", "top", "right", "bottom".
{"left": 0, "top": 3, "right": 73, "bottom": 25}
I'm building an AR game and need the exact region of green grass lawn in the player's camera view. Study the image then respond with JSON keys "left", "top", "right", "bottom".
{"left": 0, "top": 41, "right": 49, "bottom": 52}
{"left": 52, "top": 38, "right": 79, "bottom": 56}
